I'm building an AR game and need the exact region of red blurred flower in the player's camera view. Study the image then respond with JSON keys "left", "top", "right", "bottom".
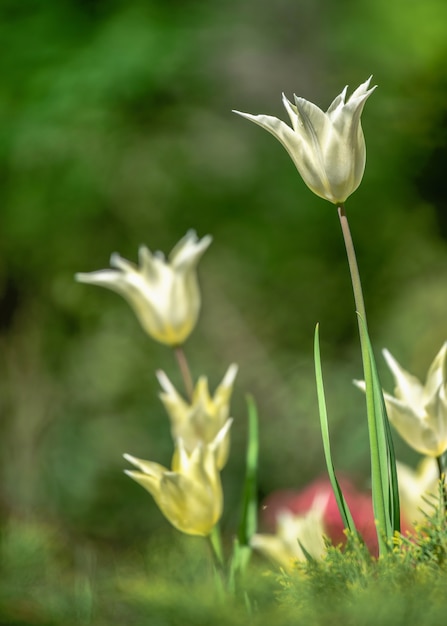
{"left": 261, "top": 476, "right": 411, "bottom": 555}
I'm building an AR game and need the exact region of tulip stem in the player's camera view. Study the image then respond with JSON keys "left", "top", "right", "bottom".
{"left": 436, "top": 454, "right": 444, "bottom": 481}
{"left": 337, "top": 202, "right": 400, "bottom": 553}
{"left": 174, "top": 346, "right": 194, "bottom": 401}
{"left": 207, "top": 526, "right": 226, "bottom": 596}
{"left": 337, "top": 203, "right": 367, "bottom": 325}
{"left": 209, "top": 524, "right": 225, "bottom": 567}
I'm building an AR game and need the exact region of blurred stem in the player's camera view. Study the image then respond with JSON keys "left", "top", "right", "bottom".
{"left": 173, "top": 346, "right": 194, "bottom": 400}
{"left": 209, "top": 524, "right": 224, "bottom": 567}
{"left": 436, "top": 454, "right": 446, "bottom": 514}
{"left": 436, "top": 454, "right": 444, "bottom": 481}
{"left": 207, "top": 525, "right": 226, "bottom": 597}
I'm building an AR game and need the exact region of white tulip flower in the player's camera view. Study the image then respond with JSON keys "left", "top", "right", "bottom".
{"left": 234, "top": 77, "right": 376, "bottom": 204}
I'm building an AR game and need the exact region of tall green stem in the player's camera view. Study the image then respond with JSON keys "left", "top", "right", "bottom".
{"left": 337, "top": 202, "right": 389, "bottom": 554}
{"left": 337, "top": 204, "right": 367, "bottom": 325}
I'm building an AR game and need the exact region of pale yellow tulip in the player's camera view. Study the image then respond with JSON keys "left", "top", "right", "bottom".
{"left": 250, "top": 496, "right": 328, "bottom": 571}
{"left": 397, "top": 457, "right": 439, "bottom": 525}
{"left": 124, "top": 420, "right": 231, "bottom": 536}
{"left": 76, "top": 230, "right": 211, "bottom": 346}
{"left": 381, "top": 345, "right": 447, "bottom": 457}
{"left": 156, "top": 364, "right": 238, "bottom": 470}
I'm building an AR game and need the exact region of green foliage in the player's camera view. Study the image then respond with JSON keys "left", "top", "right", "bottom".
{"left": 278, "top": 493, "right": 447, "bottom": 626}
{"left": 228, "top": 395, "right": 259, "bottom": 593}
{"left": 314, "top": 323, "right": 357, "bottom": 534}
{"left": 2, "top": 497, "right": 447, "bottom": 625}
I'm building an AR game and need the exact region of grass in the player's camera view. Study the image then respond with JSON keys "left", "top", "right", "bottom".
{"left": 2, "top": 487, "right": 447, "bottom": 626}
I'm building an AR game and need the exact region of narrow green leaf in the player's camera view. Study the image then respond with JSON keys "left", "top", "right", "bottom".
{"left": 359, "top": 318, "right": 400, "bottom": 534}
{"left": 297, "top": 539, "right": 317, "bottom": 564}
{"left": 229, "top": 395, "right": 259, "bottom": 590}
{"left": 357, "top": 314, "right": 400, "bottom": 546}
{"left": 383, "top": 398, "right": 401, "bottom": 533}
{"left": 314, "top": 324, "right": 358, "bottom": 536}
{"left": 238, "top": 394, "right": 259, "bottom": 546}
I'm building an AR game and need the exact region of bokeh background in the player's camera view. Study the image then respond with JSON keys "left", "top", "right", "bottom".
{"left": 1, "top": 0, "right": 447, "bottom": 622}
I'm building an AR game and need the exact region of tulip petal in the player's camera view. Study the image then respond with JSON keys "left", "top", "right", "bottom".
{"left": 423, "top": 342, "right": 447, "bottom": 403}
{"left": 382, "top": 349, "right": 424, "bottom": 409}
{"left": 157, "top": 368, "right": 237, "bottom": 470}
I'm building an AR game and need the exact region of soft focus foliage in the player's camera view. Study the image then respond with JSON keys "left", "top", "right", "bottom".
{"left": 2, "top": 0, "right": 447, "bottom": 622}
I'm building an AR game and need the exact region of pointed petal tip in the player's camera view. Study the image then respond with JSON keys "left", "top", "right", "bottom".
{"left": 232, "top": 109, "right": 255, "bottom": 120}
{"left": 222, "top": 363, "right": 239, "bottom": 385}
{"left": 138, "top": 244, "right": 151, "bottom": 259}
{"left": 109, "top": 252, "right": 121, "bottom": 264}
{"left": 75, "top": 270, "right": 106, "bottom": 284}
{"left": 382, "top": 348, "right": 403, "bottom": 378}
{"left": 199, "top": 233, "right": 213, "bottom": 248}
{"left": 353, "top": 378, "right": 366, "bottom": 391}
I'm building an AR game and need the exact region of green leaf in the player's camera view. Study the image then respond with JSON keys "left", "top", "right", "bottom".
{"left": 314, "top": 324, "right": 358, "bottom": 536}
{"left": 229, "top": 395, "right": 259, "bottom": 592}
{"left": 238, "top": 394, "right": 259, "bottom": 546}
{"left": 359, "top": 316, "right": 400, "bottom": 545}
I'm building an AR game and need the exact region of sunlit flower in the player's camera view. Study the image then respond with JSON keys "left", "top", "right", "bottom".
{"left": 123, "top": 420, "right": 231, "bottom": 536}
{"left": 397, "top": 457, "right": 439, "bottom": 525}
{"left": 156, "top": 364, "right": 238, "bottom": 470}
{"left": 76, "top": 230, "right": 212, "bottom": 346}
{"left": 234, "top": 77, "right": 375, "bottom": 204}
{"left": 251, "top": 495, "right": 328, "bottom": 570}
{"left": 381, "top": 345, "right": 447, "bottom": 457}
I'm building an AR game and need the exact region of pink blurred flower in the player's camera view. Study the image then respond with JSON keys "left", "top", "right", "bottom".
{"left": 261, "top": 476, "right": 411, "bottom": 555}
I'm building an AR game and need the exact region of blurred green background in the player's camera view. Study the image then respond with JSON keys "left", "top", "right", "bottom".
{"left": 1, "top": 0, "right": 447, "bottom": 622}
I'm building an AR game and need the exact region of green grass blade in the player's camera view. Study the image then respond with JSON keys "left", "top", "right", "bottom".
{"left": 238, "top": 394, "right": 259, "bottom": 546}
{"left": 314, "top": 324, "right": 357, "bottom": 536}
{"left": 229, "top": 395, "right": 259, "bottom": 591}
